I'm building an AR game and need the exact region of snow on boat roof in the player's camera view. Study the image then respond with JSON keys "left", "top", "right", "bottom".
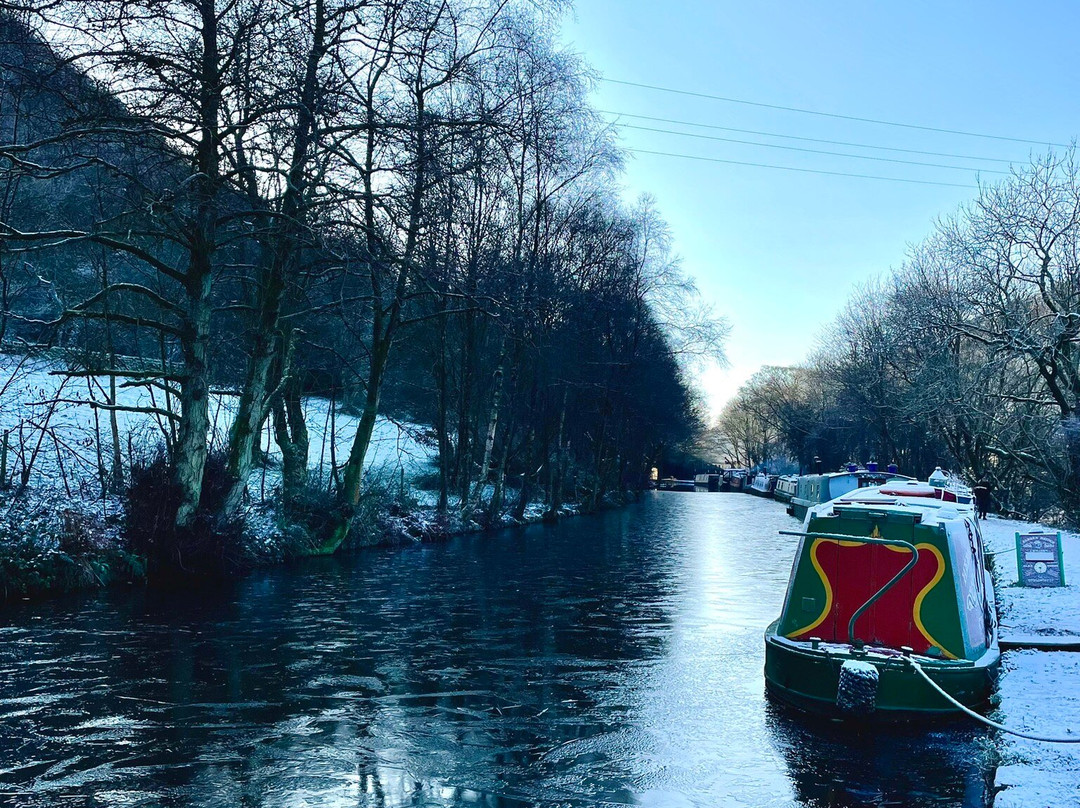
{"left": 813, "top": 481, "right": 975, "bottom": 525}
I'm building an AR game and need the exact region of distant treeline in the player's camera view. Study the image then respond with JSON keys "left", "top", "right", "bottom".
{"left": 711, "top": 152, "right": 1080, "bottom": 523}
{"left": 0, "top": 1, "right": 722, "bottom": 567}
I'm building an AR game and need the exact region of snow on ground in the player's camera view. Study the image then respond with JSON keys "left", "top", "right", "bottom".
{"left": 980, "top": 516, "right": 1080, "bottom": 807}
{"left": 0, "top": 351, "right": 582, "bottom": 561}
{"left": 993, "top": 650, "right": 1080, "bottom": 808}
{"left": 982, "top": 517, "right": 1080, "bottom": 637}
{"left": 0, "top": 352, "right": 437, "bottom": 523}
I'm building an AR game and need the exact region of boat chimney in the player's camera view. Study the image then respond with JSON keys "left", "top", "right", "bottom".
{"left": 813, "top": 456, "right": 822, "bottom": 474}
{"left": 928, "top": 466, "right": 948, "bottom": 488}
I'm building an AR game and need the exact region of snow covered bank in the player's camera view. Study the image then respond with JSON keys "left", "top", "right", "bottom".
{"left": 0, "top": 352, "right": 440, "bottom": 590}
{"left": 980, "top": 517, "right": 1080, "bottom": 807}
{"left": 0, "top": 353, "right": 435, "bottom": 503}
{"left": 0, "top": 353, "right": 599, "bottom": 595}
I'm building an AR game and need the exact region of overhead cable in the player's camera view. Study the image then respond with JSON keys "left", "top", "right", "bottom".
{"left": 599, "top": 110, "right": 1020, "bottom": 164}
{"left": 601, "top": 78, "right": 1068, "bottom": 148}
{"left": 627, "top": 148, "right": 979, "bottom": 189}
{"left": 617, "top": 123, "right": 1009, "bottom": 174}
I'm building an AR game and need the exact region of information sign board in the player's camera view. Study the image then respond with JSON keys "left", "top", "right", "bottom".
{"left": 1015, "top": 531, "right": 1065, "bottom": 588}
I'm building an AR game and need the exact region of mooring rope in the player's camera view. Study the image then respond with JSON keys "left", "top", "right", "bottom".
{"left": 908, "top": 656, "right": 1080, "bottom": 743}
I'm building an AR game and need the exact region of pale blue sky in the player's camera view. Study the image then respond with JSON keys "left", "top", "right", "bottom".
{"left": 560, "top": 1, "right": 1078, "bottom": 418}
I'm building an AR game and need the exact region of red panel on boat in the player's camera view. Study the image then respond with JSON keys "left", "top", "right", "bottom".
{"left": 815, "top": 540, "right": 942, "bottom": 653}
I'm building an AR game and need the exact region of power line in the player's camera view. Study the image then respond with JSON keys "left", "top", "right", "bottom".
{"left": 626, "top": 148, "right": 979, "bottom": 189}
{"left": 601, "top": 78, "right": 1069, "bottom": 148}
{"left": 599, "top": 110, "right": 1020, "bottom": 164}
{"left": 616, "top": 123, "right": 1008, "bottom": 174}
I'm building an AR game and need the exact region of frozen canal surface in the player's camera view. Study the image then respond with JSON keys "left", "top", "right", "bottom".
{"left": 0, "top": 494, "right": 996, "bottom": 807}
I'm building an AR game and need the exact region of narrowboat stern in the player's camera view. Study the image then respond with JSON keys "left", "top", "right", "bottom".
{"left": 765, "top": 481, "right": 999, "bottom": 719}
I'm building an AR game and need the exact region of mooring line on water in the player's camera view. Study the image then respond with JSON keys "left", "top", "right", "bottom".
{"left": 908, "top": 657, "right": 1080, "bottom": 743}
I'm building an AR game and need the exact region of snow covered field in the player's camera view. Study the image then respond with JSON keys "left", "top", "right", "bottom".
{"left": 981, "top": 517, "right": 1080, "bottom": 807}
{"left": 0, "top": 350, "right": 588, "bottom": 574}
{"left": 0, "top": 353, "right": 437, "bottom": 537}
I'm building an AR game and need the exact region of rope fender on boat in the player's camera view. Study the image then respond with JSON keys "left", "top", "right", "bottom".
{"left": 837, "top": 659, "right": 879, "bottom": 716}
{"left": 906, "top": 655, "right": 1080, "bottom": 743}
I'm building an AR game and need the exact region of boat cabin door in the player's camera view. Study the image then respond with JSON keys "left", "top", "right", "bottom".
{"left": 818, "top": 511, "right": 928, "bottom": 652}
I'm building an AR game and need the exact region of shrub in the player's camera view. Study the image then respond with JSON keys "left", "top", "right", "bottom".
{"left": 126, "top": 448, "right": 245, "bottom": 577}
{"left": 0, "top": 499, "right": 142, "bottom": 600}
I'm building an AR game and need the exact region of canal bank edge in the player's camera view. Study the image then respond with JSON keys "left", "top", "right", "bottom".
{"left": 0, "top": 490, "right": 641, "bottom": 603}
{"left": 979, "top": 516, "right": 1080, "bottom": 807}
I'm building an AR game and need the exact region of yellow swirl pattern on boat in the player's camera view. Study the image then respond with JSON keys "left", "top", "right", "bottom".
{"left": 911, "top": 543, "right": 956, "bottom": 659}
{"left": 788, "top": 538, "right": 954, "bottom": 659}
{"left": 787, "top": 538, "right": 834, "bottom": 639}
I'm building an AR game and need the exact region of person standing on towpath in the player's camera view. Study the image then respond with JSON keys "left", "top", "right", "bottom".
{"left": 973, "top": 481, "right": 991, "bottom": 520}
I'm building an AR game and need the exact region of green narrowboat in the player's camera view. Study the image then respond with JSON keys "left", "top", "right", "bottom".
{"left": 765, "top": 480, "right": 999, "bottom": 719}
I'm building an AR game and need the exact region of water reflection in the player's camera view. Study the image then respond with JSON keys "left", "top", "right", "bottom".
{"left": 766, "top": 701, "right": 993, "bottom": 807}
{"left": 0, "top": 494, "right": 993, "bottom": 806}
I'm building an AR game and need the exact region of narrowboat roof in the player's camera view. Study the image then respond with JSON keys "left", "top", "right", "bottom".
{"left": 817, "top": 472, "right": 914, "bottom": 486}
{"left": 809, "top": 480, "right": 975, "bottom": 527}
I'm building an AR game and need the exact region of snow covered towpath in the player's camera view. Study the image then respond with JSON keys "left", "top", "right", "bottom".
{"left": 980, "top": 517, "right": 1080, "bottom": 807}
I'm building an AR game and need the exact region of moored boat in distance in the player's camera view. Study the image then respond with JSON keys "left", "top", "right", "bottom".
{"left": 747, "top": 472, "right": 777, "bottom": 497}
{"left": 658, "top": 477, "right": 696, "bottom": 492}
{"left": 764, "top": 478, "right": 999, "bottom": 720}
{"left": 725, "top": 469, "right": 748, "bottom": 491}
{"left": 788, "top": 462, "right": 911, "bottom": 520}
{"left": 694, "top": 472, "right": 721, "bottom": 491}
{"left": 773, "top": 475, "right": 798, "bottom": 503}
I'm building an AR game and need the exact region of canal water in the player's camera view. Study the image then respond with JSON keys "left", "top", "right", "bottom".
{"left": 0, "top": 493, "right": 994, "bottom": 806}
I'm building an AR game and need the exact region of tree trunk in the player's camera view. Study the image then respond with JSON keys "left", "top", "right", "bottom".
{"left": 323, "top": 68, "right": 431, "bottom": 552}
{"left": 319, "top": 333, "right": 392, "bottom": 553}
{"left": 467, "top": 362, "right": 503, "bottom": 515}
{"left": 172, "top": 0, "right": 221, "bottom": 531}
{"left": 174, "top": 291, "right": 213, "bottom": 529}
{"left": 455, "top": 306, "right": 475, "bottom": 504}
{"left": 546, "top": 392, "right": 567, "bottom": 519}
{"left": 511, "top": 428, "right": 536, "bottom": 522}
{"left": 487, "top": 431, "right": 512, "bottom": 522}
{"left": 221, "top": 0, "right": 325, "bottom": 517}
{"left": 435, "top": 296, "right": 451, "bottom": 512}
{"left": 221, "top": 288, "right": 280, "bottom": 516}
{"left": 272, "top": 376, "right": 309, "bottom": 502}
